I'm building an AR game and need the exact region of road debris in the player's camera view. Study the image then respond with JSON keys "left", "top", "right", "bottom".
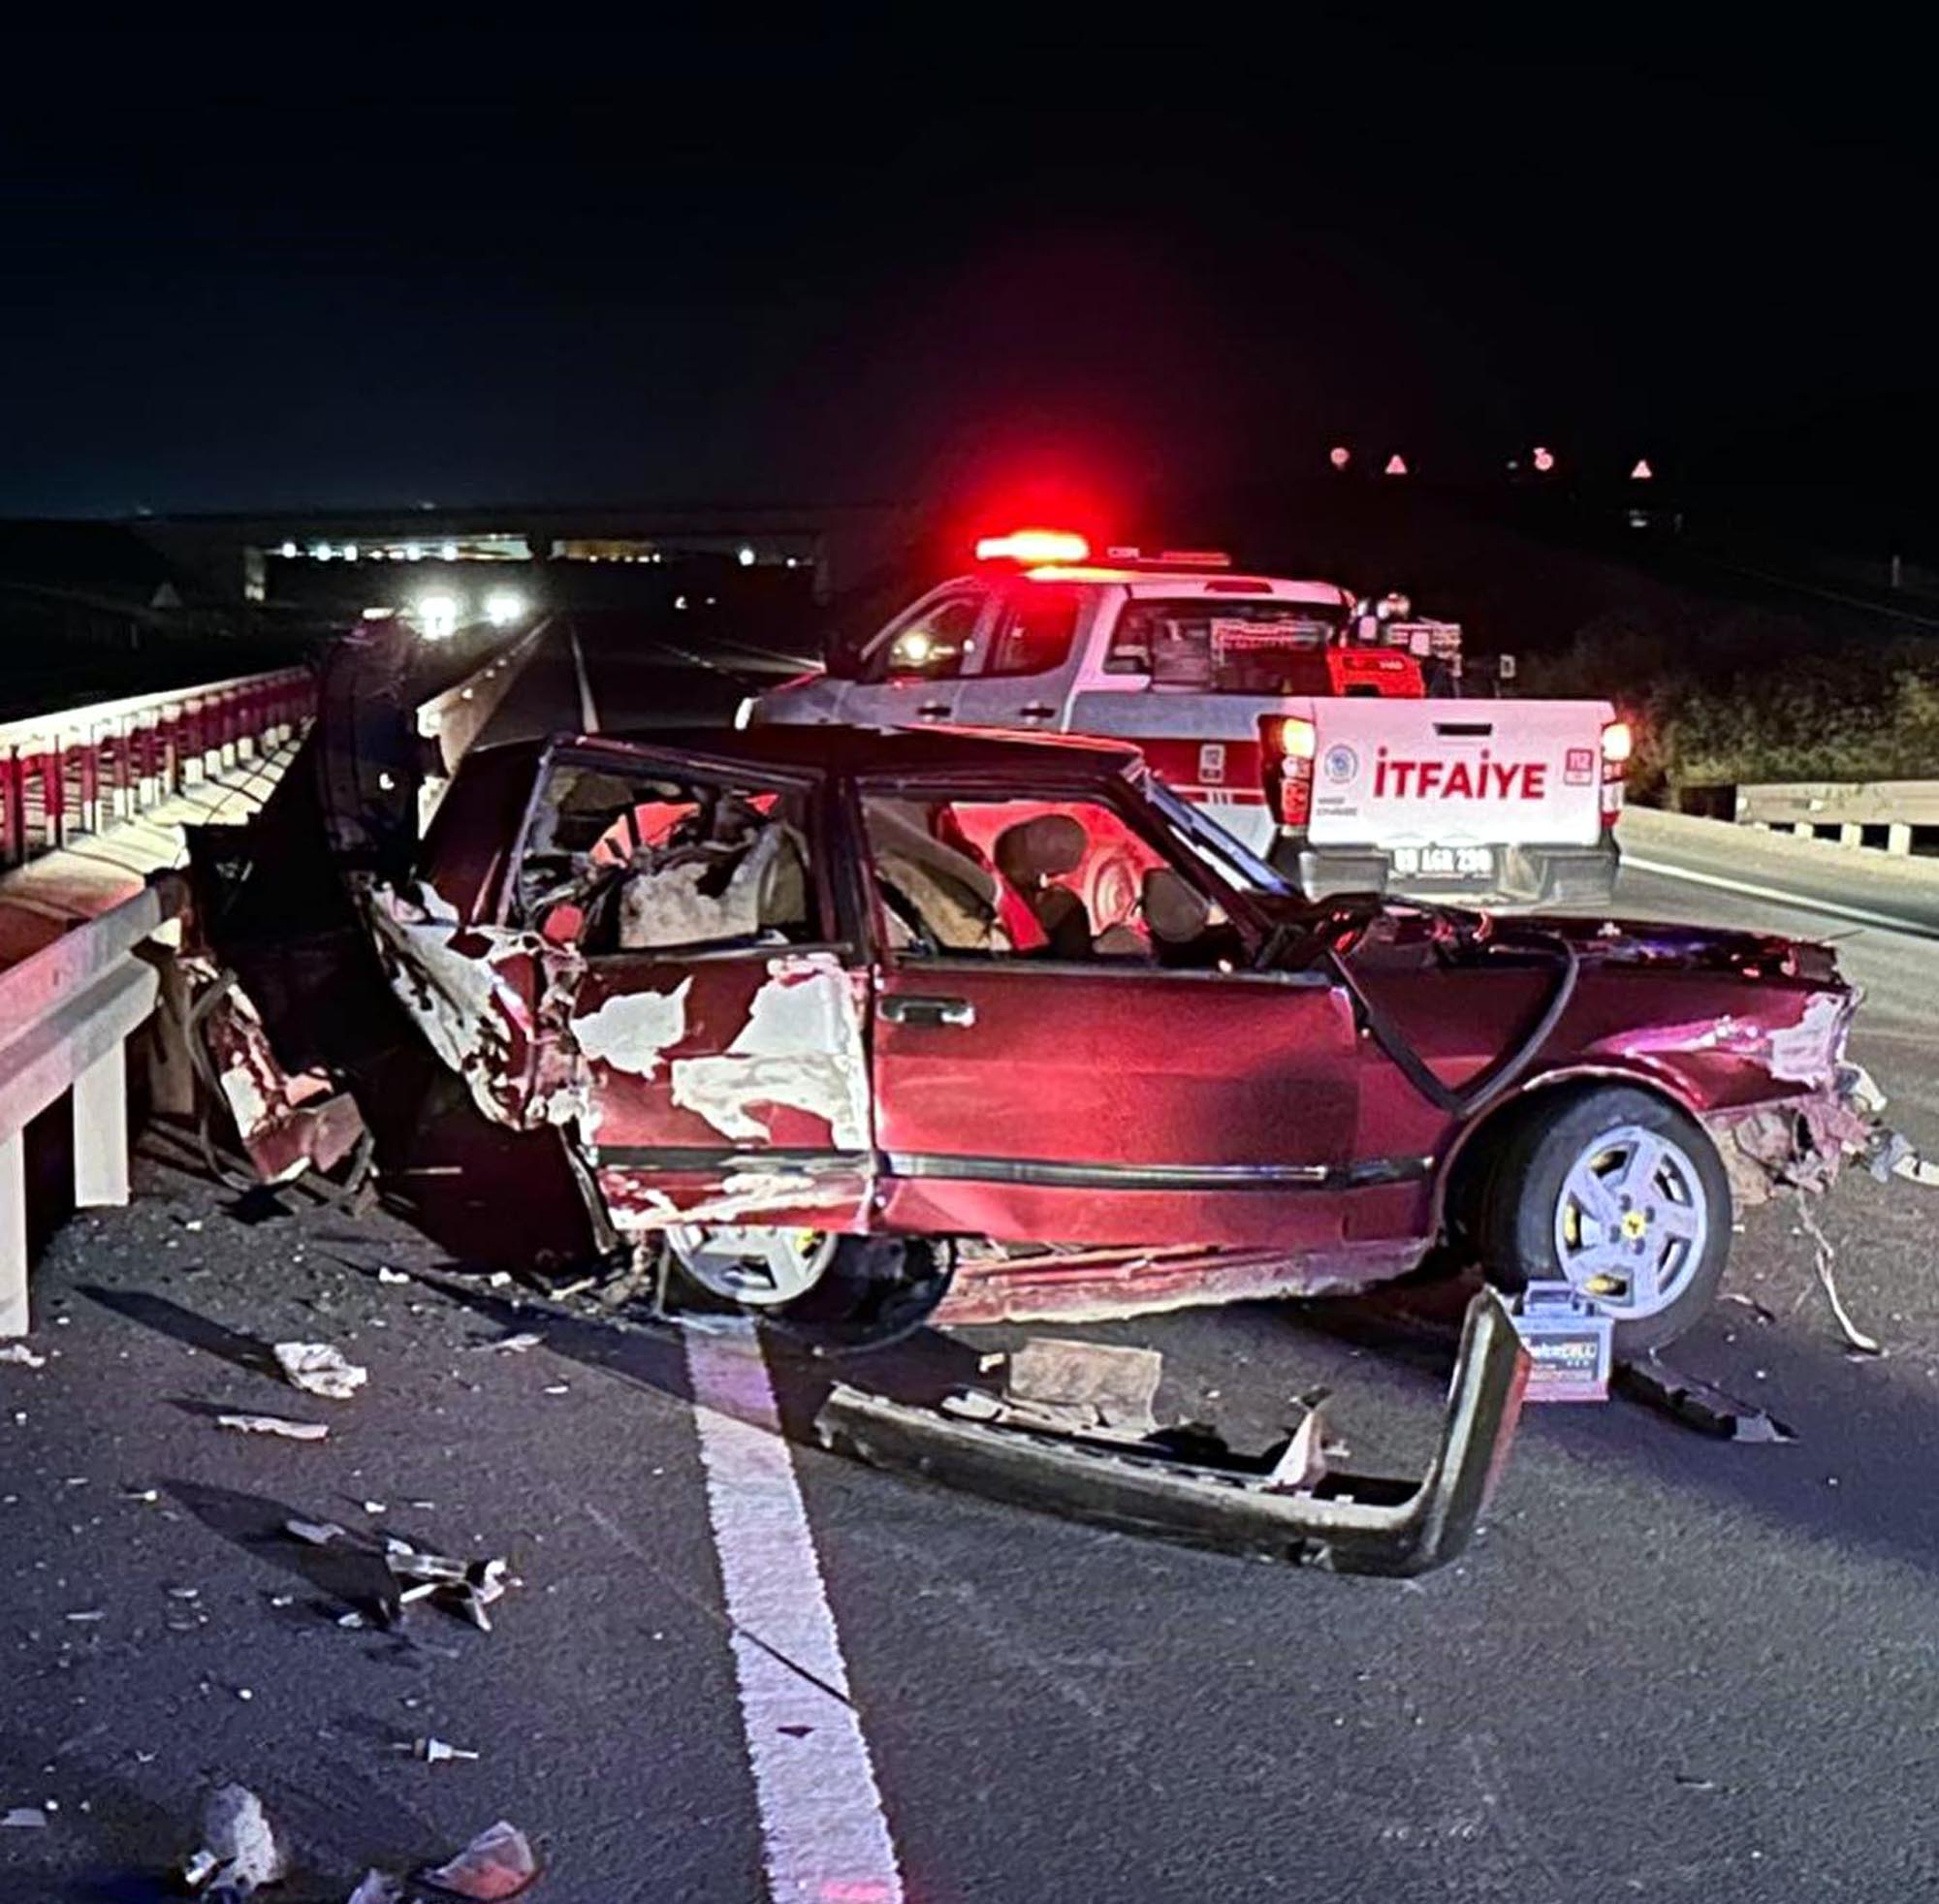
{"left": 273, "top": 1341, "right": 369, "bottom": 1400}
{"left": 417, "top": 1820, "right": 538, "bottom": 1899}
{"left": 377, "top": 1268, "right": 411, "bottom": 1285}
{"left": 410, "top": 1736, "right": 481, "bottom": 1764}
{"left": 1616, "top": 1356, "right": 1798, "bottom": 1443}
{"left": 284, "top": 1516, "right": 515, "bottom": 1631}
{"left": 2, "top": 1806, "right": 48, "bottom": 1827}
{"left": 1004, "top": 1337, "right": 1163, "bottom": 1435}
{"left": 218, "top": 1412, "right": 330, "bottom": 1442}
{"left": 1794, "top": 1190, "right": 1883, "bottom": 1356}
{"left": 64, "top": 1608, "right": 107, "bottom": 1622}
{"left": 347, "top": 1874, "right": 404, "bottom": 1904}
{"left": 478, "top": 1332, "right": 545, "bottom": 1354}
{"left": 181, "top": 1782, "right": 286, "bottom": 1894}
{"left": 1720, "top": 1290, "right": 1778, "bottom": 1325}
{"left": 0, "top": 1344, "right": 47, "bottom": 1368}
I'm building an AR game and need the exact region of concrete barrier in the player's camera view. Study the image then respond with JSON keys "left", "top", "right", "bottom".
{"left": 1734, "top": 779, "right": 1939, "bottom": 855}
{"left": 0, "top": 879, "right": 184, "bottom": 1334}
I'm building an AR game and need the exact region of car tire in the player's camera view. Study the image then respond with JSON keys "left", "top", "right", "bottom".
{"left": 664, "top": 1229, "right": 953, "bottom": 1354}
{"left": 1473, "top": 1084, "right": 1731, "bottom": 1357}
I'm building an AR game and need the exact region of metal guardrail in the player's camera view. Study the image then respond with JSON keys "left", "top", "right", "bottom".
{"left": 414, "top": 618, "right": 555, "bottom": 833}
{"left": 0, "top": 668, "right": 314, "bottom": 872}
{"left": 0, "top": 878, "right": 185, "bottom": 1333}
{"left": 1735, "top": 779, "right": 1939, "bottom": 854}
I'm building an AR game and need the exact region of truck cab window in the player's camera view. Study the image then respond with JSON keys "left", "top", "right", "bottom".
{"left": 986, "top": 587, "right": 1081, "bottom": 678}
{"left": 862, "top": 590, "right": 986, "bottom": 683}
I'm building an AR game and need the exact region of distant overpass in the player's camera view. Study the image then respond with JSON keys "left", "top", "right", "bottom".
{"left": 129, "top": 500, "right": 928, "bottom": 608}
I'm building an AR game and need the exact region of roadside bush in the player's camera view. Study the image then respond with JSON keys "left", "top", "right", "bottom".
{"left": 1521, "top": 609, "right": 1939, "bottom": 798}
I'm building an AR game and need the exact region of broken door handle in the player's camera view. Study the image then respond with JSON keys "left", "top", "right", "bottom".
{"left": 880, "top": 995, "right": 976, "bottom": 1029}
{"left": 916, "top": 703, "right": 954, "bottom": 720}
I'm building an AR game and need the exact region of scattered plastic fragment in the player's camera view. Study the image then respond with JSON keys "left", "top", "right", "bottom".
{"left": 411, "top": 1737, "right": 481, "bottom": 1764}
{"left": 417, "top": 1820, "right": 538, "bottom": 1899}
{"left": 219, "top": 1413, "right": 330, "bottom": 1442}
{"left": 1, "top": 1807, "right": 48, "bottom": 1827}
{"left": 480, "top": 1333, "right": 544, "bottom": 1355}
{"left": 541, "top": 1383, "right": 570, "bottom": 1396}
{"left": 286, "top": 1515, "right": 348, "bottom": 1546}
{"left": 0, "top": 1345, "right": 47, "bottom": 1369}
{"left": 182, "top": 1783, "right": 286, "bottom": 1894}
{"left": 348, "top": 1873, "right": 405, "bottom": 1904}
{"left": 273, "top": 1342, "right": 369, "bottom": 1400}
{"left": 1795, "top": 1191, "right": 1883, "bottom": 1356}
{"left": 64, "top": 1608, "right": 107, "bottom": 1623}
{"left": 1617, "top": 1356, "right": 1798, "bottom": 1443}
{"left": 377, "top": 1268, "right": 411, "bottom": 1285}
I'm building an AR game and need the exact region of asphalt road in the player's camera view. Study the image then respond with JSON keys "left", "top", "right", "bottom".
{"left": 6, "top": 617, "right": 1938, "bottom": 1901}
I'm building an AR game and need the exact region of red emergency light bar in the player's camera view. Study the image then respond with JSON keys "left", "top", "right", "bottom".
{"left": 974, "top": 528, "right": 1092, "bottom": 564}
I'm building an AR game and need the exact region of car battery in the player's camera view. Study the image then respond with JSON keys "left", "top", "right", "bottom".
{"left": 1510, "top": 1283, "right": 1613, "bottom": 1402}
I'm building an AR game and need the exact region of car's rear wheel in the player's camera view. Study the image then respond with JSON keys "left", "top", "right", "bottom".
{"left": 662, "top": 1227, "right": 953, "bottom": 1353}
{"left": 1473, "top": 1085, "right": 1730, "bottom": 1356}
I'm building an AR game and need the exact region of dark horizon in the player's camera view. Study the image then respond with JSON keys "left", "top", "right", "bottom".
{"left": 6, "top": 17, "right": 1938, "bottom": 524}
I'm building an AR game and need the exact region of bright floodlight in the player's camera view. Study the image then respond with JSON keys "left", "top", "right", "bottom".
{"left": 737, "top": 545, "right": 756, "bottom": 567}
{"left": 485, "top": 587, "right": 527, "bottom": 627}
{"left": 279, "top": 540, "right": 298, "bottom": 558}
{"left": 414, "top": 590, "right": 462, "bottom": 642}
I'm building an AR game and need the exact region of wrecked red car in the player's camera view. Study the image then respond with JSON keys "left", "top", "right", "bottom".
{"left": 331, "top": 722, "right": 1870, "bottom": 1357}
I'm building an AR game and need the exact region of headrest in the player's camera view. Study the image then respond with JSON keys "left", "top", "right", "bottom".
{"left": 994, "top": 813, "right": 1089, "bottom": 883}
{"left": 1142, "top": 866, "right": 1212, "bottom": 944}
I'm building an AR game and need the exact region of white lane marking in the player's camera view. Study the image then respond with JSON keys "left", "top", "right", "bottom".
{"left": 683, "top": 1319, "right": 905, "bottom": 1904}
{"left": 1622, "top": 854, "right": 1939, "bottom": 942}
{"left": 568, "top": 621, "right": 601, "bottom": 734}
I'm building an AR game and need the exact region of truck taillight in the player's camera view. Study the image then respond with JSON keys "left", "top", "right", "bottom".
{"left": 1601, "top": 719, "right": 1631, "bottom": 829}
{"left": 1260, "top": 715, "right": 1316, "bottom": 828}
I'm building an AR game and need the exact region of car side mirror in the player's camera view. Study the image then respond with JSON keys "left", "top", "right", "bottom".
{"left": 822, "top": 630, "right": 864, "bottom": 680}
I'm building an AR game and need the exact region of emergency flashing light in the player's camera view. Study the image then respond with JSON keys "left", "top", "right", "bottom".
{"left": 1532, "top": 446, "right": 1556, "bottom": 474}
{"left": 1631, "top": 459, "right": 1654, "bottom": 481}
{"left": 1328, "top": 445, "right": 1351, "bottom": 469}
{"left": 1384, "top": 454, "right": 1409, "bottom": 477}
{"left": 1601, "top": 719, "right": 1634, "bottom": 764}
{"left": 975, "top": 528, "right": 1092, "bottom": 564}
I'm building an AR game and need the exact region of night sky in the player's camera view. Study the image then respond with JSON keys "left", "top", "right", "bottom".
{"left": 3, "top": 17, "right": 1932, "bottom": 520}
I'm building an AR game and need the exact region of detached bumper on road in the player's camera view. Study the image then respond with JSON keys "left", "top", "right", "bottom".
{"left": 815, "top": 1289, "right": 1529, "bottom": 1578}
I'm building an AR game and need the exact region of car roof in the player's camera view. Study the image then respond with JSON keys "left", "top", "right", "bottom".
{"left": 471, "top": 721, "right": 1146, "bottom": 781}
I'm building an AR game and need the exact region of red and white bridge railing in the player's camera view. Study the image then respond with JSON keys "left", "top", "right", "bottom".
{"left": 0, "top": 668, "right": 314, "bottom": 872}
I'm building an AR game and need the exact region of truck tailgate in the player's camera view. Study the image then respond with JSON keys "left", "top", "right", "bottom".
{"left": 1307, "top": 698, "right": 1613, "bottom": 849}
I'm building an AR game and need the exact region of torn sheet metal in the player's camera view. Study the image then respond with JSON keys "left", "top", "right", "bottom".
{"left": 669, "top": 955, "right": 873, "bottom": 1150}
{"left": 819, "top": 1290, "right": 1529, "bottom": 1577}
{"left": 1595, "top": 987, "right": 1857, "bottom": 1093}
{"left": 933, "top": 1237, "right": 1429, "bottom": 1326}
{"left": 184, "top": 959, "right": 368, "bottom": 1184}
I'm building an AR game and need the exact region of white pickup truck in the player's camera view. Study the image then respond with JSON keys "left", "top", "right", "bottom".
{"left": 752, "top": 536, "right": 1628, "bottom": 908}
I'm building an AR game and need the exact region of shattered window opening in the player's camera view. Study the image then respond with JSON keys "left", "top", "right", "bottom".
{"left": 512, "top": 757, "right": 825, "bottom": 957}
{"left": 859, "top": 790, "right": 1238, "bottom": 970}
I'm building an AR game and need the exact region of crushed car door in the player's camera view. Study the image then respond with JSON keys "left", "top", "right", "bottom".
{"left": 509, "top": 746, "right": 875, "bottom": 1237}
{"left": 858, "top": 787, "right": 1373, "bottom": 1250}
